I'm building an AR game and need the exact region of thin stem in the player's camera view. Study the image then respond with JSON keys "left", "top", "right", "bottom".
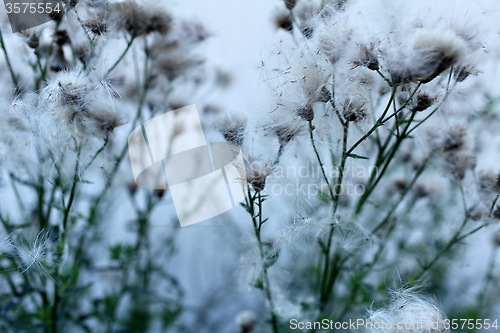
{"left": 376, "top": 70, "right": 393, "bottom": 87}
{"left": 0, "top": 28, "right": 20, "bottom": 95}
{"left": 245, "top": 187, "right": 278, "bottom": 333}
{"left": 83, "top": 137, "right": 109, "bottom": 172}
{"left": 333, "top": 122, "right": 349, "bottom": 214}
{"left": 371, "top": 156, "right": 431, "bottom": 234}
{"left": 308, "top": 120, "right": 335, "bottom": 201}
{"left": 354, "top": 110, "right": 417, "bottom": 214}
{"left": 345, "top": 85, "right": 398, "bottom": 157}
{"left": 490, "top": 195, "right": 499, "bottom": 217}
{"left": 106, "top": 36, "right": 136, "bottom": 77}
{"left": 317, "top": 121, "right": 349, "bottom": 313}
{"left": 414, "top": 216, "right": 469, "bottom": 281}
{"left": 52, "top": 148, "right": 81, "bottom": 333}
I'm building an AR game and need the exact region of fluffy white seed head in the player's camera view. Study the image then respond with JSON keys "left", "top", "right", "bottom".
{"left": 389, "top": 29, "right": 467, "bottom": 84}
{"left": 367, "top": 289, "right": 449, "bottom": 333}
{"left": 235, "top": 310, "right": 257, "bottom": 333}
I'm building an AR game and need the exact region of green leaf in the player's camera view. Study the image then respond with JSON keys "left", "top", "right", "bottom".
{"left": 348, "top": 153, "right": 369, "bottom": 160}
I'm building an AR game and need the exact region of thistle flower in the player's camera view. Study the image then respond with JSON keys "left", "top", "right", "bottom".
{"left": 41, "top": 70, "right": 124, "bottom": 138}
{"left": 54, "top": 30, "right": 71, "bottom": 46}
{"left": 246, "top": 160, "right": 272, "bottom": 192}
{"left": 49, "top": 45, "right": 69, "bottom": 72}
{"left": 466, "top": 204, "right": 486, "bottom": 221}
{"left": 284, "top": 0, "right": 297, "bottom": 10}
{"left": 412, "top": 93, "right": 435, "bottom": 112}
{"left": 428, "top": 125, "right": 469, "bottom": 153}
{"left": 444, "top": 152, "right": 476, "bottom": 181}
{"left": 148, "top": 27, "right": 206, "bottom": 80}
{"left": 493, "top": 230, "right": 500, "bottom": 247}
{"left": 389, "top": 29, "right": 467, "bottom": 84}
{"left": 20, "top": 28, "right": 41, "bottom": 49}
{"left": 494, "top": 206, "right": 500, "bottom": 220}
{"left": 85, "top": 102, "right": 126, "bottom": 138}
{"left": 342, "top": 99, "right": 366, "bottom": 122}
{"left": 272, "top": 122, "right": 304, "bottom": 148}
{"left": 478, "top": 171, "right": 500, "bottom": 195}
{"left": 353, "top": 44, "right": 380, "bottom": 71}
{"left": 217, "top": 115, "right": 247, "bottom": 147}
{"left": 273, "top": 10, "right": 293, "bottom": 32}
{"left": 111, "top": 0, "right": 172, "bottom": 37}
{"left": 84, "top": 17, "right": 108, "bottom": 36}
{"left": 236, "top": 310, "right": 257, "bottom": 333}
{"left": 297, "top": 105, "right": 315, "bottom": 121}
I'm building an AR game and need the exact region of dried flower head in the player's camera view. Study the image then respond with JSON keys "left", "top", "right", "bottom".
{"left": 284, "top": 0, "right": 297, "bottom": 10}
{"left": 111, "top": 0, "right": 172, "bottom": 36}
{"left": 442, "top": 126, "right": 468, "bottom": 152}
{"left": 466, "top": 204, "right": 486, "bottom": 221}
{"left": 84, "top": 17, "right": 108, "bottom": 36}
{"left": 444, "top": 152, "right": 476, "bottom": 181}
{"left": 217, "top": 115, "right": 247, "bottom": 147}
{"left": 42, "top": 70, "right": 124, "bottom": 138}
{"left": 85, "top": 103, "right": 125, "bottom": 138}
{"left": 318, "top": 86, "right": 332, "bottom": 103}
{"left": 454, "top": 65, "right": 478, "bottom": 82}
{"left": 20, "top": 29, "right": 40, "bottom": 49}
{"left": 236, "top": 310, "right": 257, "bottom": 333}
{"left": 297, "top": 105, "right": 314, "bottom": 122}
{"left": 54, "top": 30, "right": 71, "bottom": 46}
{"left": 390, "top": 29, "right": 467, "bottom": 84}
{"left": 412, "top": 94, "right": 434, "bottom": 112}
{"left": 246, "top": 161, "right": 272, "bottom": 192}
{"left": 494, "top": 206, "right": 500, "bottom": 220}
{"left": 493, "top": 230, "right": 500, "bottom": 247}
{"left": 49, "top": 45, "right": 69, "bottom": 72}
{"left": 343, "top": 100, "right": 366, "bottom": 122}
{"left": 273, "top": 123, "right": 303, "bottom": 148}
{"left": 478, "top": 171, "right": 500, "bottom": 195}
{"left": 354, "top": 44, "right": 380, "bottom": 71}
{"left": 367, "top": 289, "right": 449, "bottom": 333}
{"left": 274, "top": 10, "right": 293, "bottom": 32}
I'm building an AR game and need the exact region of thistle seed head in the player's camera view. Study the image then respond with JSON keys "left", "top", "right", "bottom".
{"left": 112, "top": 0, "right": 172, "bottom": 37}
{"left": 297, "top": 105, "right": 314, "bottom": 121}
{"left": 217, "top": 115, "right": 247, "bottom": 147}
{"left": 274, "top": 10, "right": 293, "bottom": 32}
{"left": 413, "top": 94, "right": 434, "bottom": 112}
{"left": 343, "top": 100, "right": 366, "bottom": 122}
{"left": 236, "top": 310, "right": 257, "bottom": 333}
{"left": 284, "top": 0, "right": 297, "bottom": 10}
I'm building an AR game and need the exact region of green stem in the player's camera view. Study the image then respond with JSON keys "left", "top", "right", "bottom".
{"left": 354, "top": 110, "right": 418, "bottom": 214}
{"left": 413, "top": 217, "right": 469, "bottom": 281}
{"left": 0, "top": 28, "right": 20, "bottom": 95}
{"left": 106, "top": 36, "right": 136, "bottom": 77}
{"left": 245, "top": 187, "right": 278, "bottom": 333}
{"left": 345, "top": 85, "right": 398, "bottom": 157}
{"left": 490, "top": 195, "right": 499, "bottom": 217}
{"left": 308, "top": 120, "right": 335, "bottom": 201}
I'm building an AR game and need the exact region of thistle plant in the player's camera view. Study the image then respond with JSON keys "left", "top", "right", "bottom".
{"left": 212, "top": 0, "right": 500, "bottom": 332}
{"left": 0, "top": 0, "right": 500, "bottom": 332}
{"left": 0, "top": 0, "right": 218, "bottom": 331}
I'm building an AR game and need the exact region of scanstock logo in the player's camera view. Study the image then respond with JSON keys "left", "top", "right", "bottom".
{"left": 128, "top": 105, "right": 247, "bottom": 227}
